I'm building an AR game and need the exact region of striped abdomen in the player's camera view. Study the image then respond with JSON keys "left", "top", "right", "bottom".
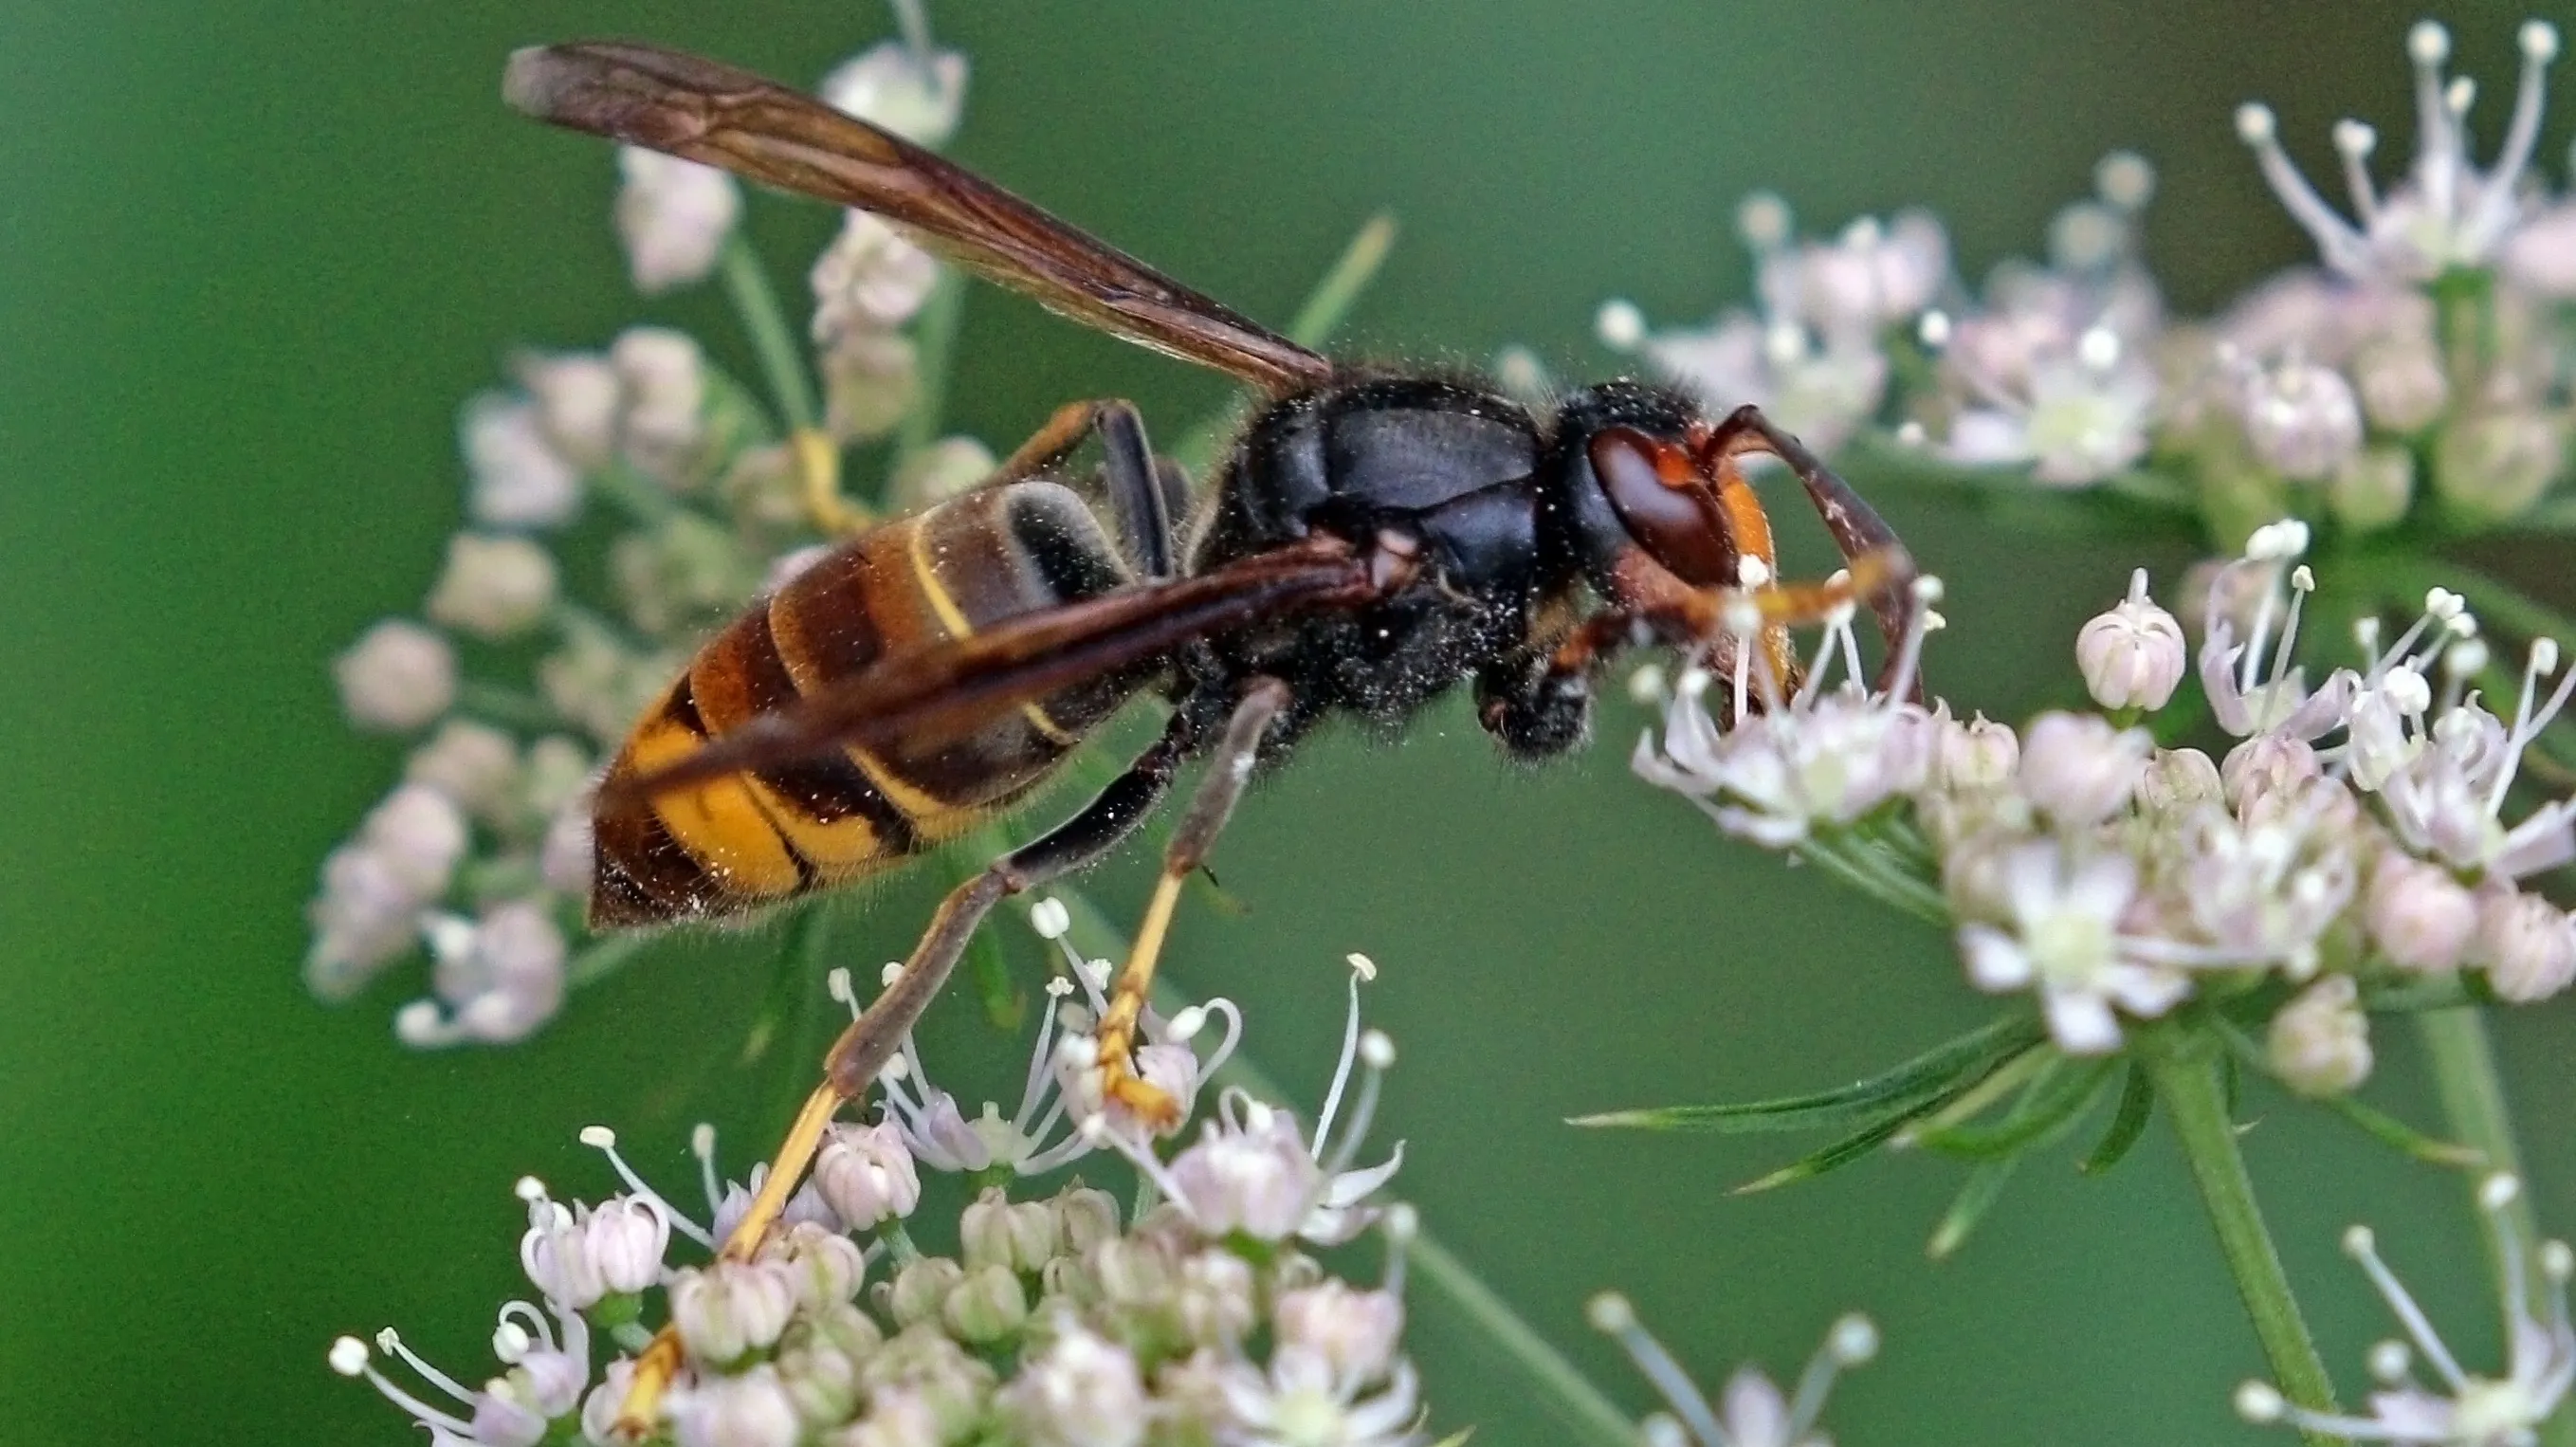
{"left": 591, "top": 481, "right": 1144, "bottom": 926}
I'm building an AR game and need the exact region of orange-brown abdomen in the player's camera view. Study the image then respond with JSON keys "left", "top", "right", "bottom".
{"left": 591, "top": 482, "right": 1145, "bottom": 926}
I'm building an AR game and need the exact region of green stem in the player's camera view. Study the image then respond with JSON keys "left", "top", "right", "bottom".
{"left": 453, "top": 681, "right": 568, "bottom": 734}
{"left": 2139, "top": 1026, "right": 2342, "bottom": 1445}
{"left": 1284, "top": 212, "right": 1398, "bottom": 348}
{"left": 896, "top": 269, "right": 966, "bottom": 461}
{"left": 1032, "top": 886, "right": 1634, "bottom": 1447}
{"left": 720, "top": 233, "right": 820, "bottom": 433}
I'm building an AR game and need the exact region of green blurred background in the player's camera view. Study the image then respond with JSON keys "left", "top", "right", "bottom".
{"left": 5, "top": 2, "right": 2570, "bottom": 1443}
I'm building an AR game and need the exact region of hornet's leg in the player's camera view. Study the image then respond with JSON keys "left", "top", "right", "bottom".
{"left": 1701, "top": 404, "right": 1920, "bottom": 696}
{"left": 992, "top": 398, "right": 1179, "bottom": 579}
{"left": 794, "top": 428, "right": 872, "bottom": 537}
{"left": 1091, "top": 676, "right": 1291, "bottom": 1126}
{"left": 615, "top": 704, "right": 1208, "bottom": 1434}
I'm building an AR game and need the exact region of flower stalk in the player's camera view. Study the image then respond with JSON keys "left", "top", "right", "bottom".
{"left": 2138, "top": 1021, "right": 2344, "bottom": 1445}
{"left": 718, "top": 230, "right": 820, "bottom": 433}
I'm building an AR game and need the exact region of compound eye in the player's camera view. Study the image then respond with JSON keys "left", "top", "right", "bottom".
{"left": 1588, "top": 426, "right": 1736, "bottom": 587}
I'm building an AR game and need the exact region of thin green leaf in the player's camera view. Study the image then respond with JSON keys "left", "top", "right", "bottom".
{"left": 1570, "top": 1016, "right": 2040, "bottom": 1134}
{"left": 1730, "top": 1094, "right": 1947, "bottom": 1194}
{"left": 2077, "top": 1064, "right": 2155, "bottom": 1176}
{"left": 1927, "top": 1156, "right": 2019, "bottom": 1260}
{"left": 1910, "top": 1058, "right": 2117, "bottom": 1161}
{"left": 2316, "top": 1093, "right": 2487, "bottom": 1168}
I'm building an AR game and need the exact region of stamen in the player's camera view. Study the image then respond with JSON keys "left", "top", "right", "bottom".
{"left": 1381, "top": 1201, "right": 1417, "bottom": 1299}
{"left": 1030, "top": 896, "right": 1071, "bottom": 940}
{"left": 1312, "top": 961, "right": 1371, "bottom": 1157}
{"left": 1588, "top": 1294, "right": 1730, "bottom": 1447}
{"left": 1917, "top": 309, "right": 1952, "bottom": 348}
{"left": 338, "top": 1331, "right": 474, "bottom": 1435}
{"left": 2344, "top": 1223, "right": 2472, "bottom": 1389}
{"left": 2235, "top": 103, "right": 2371, "bottom": 273}
{"left": 826, "top": 966, "right": 859, "bottom": 1021}
{"left": 690, "top": 1122, "right": 723, "bottom": 1224}
{"left": 1784, "top": 1314, "right": 1878, "bottom": 1437}
{"left": 2333, "top": 119, "right": 2382, "bottom": 221}
{"left": 375, "top": 1327, "right": 476, "bottom": 1403}
{"left": 2413, "top": 23, "right": 2462, "bottom": 224}
{"left": 581, "top": 1124, "right": 713, "bottom": 1250}
{"left": 1880, "top": 576, "right": 1944, "bottom": 705}
{"left": 2368, "top": 1340, "right": 2413, "bottom": 1384}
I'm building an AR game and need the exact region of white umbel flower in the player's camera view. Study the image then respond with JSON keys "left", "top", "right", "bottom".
{"left": 820, "top": 38, "right": 969, "bottom": 148}
{"left": 614, "top": 146, "right": 740, "bottom": 294}
{"left": 1587, "top": 1292, "right": 1875, "bottom": 1447}
{"left": 426, "top": 533, "right": 558, "bottom": 641}
{"left": 462, "top": 394, "right": 583, "bottom": 529}
{"left": 2268, "top": 975, "right": 2373, "bottom": 1096}
{"left": 1956, "top": 842, "right": 2192, "bottom": 1053}
{"left": 2235, "top": 21, "right": 2563, "bottom": 284}
{"left": 2238, "top": 1174, "right": 2576, "bottom": 1447}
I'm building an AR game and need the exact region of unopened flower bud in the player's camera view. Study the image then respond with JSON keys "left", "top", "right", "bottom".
{"left": 2267, "top": 975, "right": 2371, "bottom": 1095}
{"left": 1937, "top": 712, "right": 2020, "bottom": 791}
{"left": 667, "top": 1364, "right": 799, "bottom": 1447}
{"left": 776, "top": 1331, "right": 863, "bottom": 1428}
{"left": 961, "top": 1188, "right": 1061, "bottom": 1274}
{"left": 2220, "top": 734, "right": 2320, "bottom": 812}
{"left": 886, "top": 1255, "right": 965, "bottom": 1328}
{"left": 2240, "top": 358, "right": 2363, "bottom": 482}
{"left": 669, "top": 1258, "right": 799, "bottom": 1365}
{"left": 2077, "top": 569, "right": 2186, "bottom": 710}
{"left": 943, "top": 1262, "right": 1029, "bottom": 1344}
{"left": 335, "top": 619, "right": 456, "bottom": 732}
{"left": 614, "top": 147, "right": 739, "bottom": 295}
{"left": 814, "top": 1120, "right": 921, "bottom": 1228}
{"left": 820, "top": 41, "right": 969, "bottom": 148}
{"left": 1003, "top": 1328, "right": 1145, "bottom": 1447}
{"left": 1051, "top": 1186, "right": 1122, "bottom": 1255}
{"left": 426, "top": 532, "right": 558, "bottom": 641}
{"left": 765, "top": 1219, "right": 867, "bottom": 1309}
{"left": 2366, "top": 853, "right": 2481, "bottom": 972}
{"left": 2329, "top": 446, "right": 2416, "bottom": 532}
{"left": 2017, "top": 711, "right": 2150, "bottom": 825}
{"left": 2476, "top": 888, "right": 2576, "bottom": 1002}
{"left": 2351, "top": 333, "right": 2448, "bottom": 433}
{"left": 2136, "top": 746, "right": 2224, "bottom": 816}
{"left": 1174, "top": 1248, "right": 1259, "bottom": 1347}
{"left": 1274, "top": 1280, "right": 1404, "bottom": 1384}
{"left": 584, "top": 1195, "right": 671, "bottom": 1295}
{"left": 519, "top": 1192, "right": 605, "bottom": 1310}
{"left": 2433, "top": 410, "right": 2567, "bottom": 524}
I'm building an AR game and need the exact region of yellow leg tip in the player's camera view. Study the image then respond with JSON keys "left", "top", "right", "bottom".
{"left": 793, "top": 427, "right": 870, "bottom": 537}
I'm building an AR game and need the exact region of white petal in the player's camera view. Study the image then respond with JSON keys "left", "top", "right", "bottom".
{"left": 2043, "top": 988, "right": 2125, "bottom": 1053}
{"left": 1959, "top": 925, "right": 2033, "bottom": 989}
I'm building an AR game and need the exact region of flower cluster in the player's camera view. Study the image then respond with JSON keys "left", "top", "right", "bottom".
{"left": 1636, "top": 521, "right": 2576, "bottom": 1071}
{"left": 1599, "top": 19, "right": 2575, "bottom": 528}
{"left": 333, "top": 925, "right": 1426, "bottom": 1447}
{"left": 302, "top": 17, "right": 981, "bottom": 1046}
